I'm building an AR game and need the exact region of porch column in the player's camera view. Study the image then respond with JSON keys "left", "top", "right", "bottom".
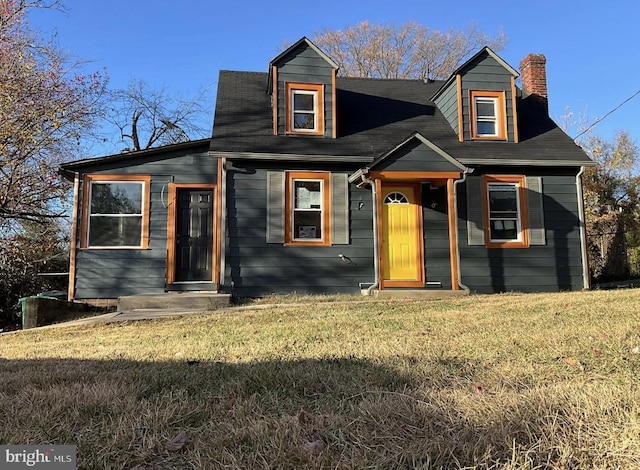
{"left": 447, "top": 178, "right": 460, "bottom": 291}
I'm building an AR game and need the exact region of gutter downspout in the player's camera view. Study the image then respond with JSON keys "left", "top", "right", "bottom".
{"left": 576, "top": 166, "right": 590, "bottom": 289}
{"left": 453, "top": 169, "right": 472, "bottom": 293}
{"left": 362, "top": 171, "right": 379, "bottom": 296}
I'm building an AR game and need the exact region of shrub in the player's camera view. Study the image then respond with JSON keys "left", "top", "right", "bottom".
{"left": 0, "top": 222, "right": 68, "bottom": 328}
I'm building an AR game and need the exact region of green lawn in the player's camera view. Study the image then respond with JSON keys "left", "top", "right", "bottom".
{"left": 1, "top": 290, "right": 639, "bottom": 469}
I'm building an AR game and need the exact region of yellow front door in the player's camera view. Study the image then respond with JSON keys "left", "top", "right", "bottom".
{"left": 381, "top": 185, "right": 423, "bottom": 286}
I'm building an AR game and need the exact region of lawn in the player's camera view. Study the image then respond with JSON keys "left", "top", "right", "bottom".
{"left": 1, "top": 290, "right": 639, "bottom": 469}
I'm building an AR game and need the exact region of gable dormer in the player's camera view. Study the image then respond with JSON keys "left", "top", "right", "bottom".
{"left": 268, "top": 37, "right": 339, "bottom": 138}
{"left": 432, "top": 47, "right": 520, "bottom": 143}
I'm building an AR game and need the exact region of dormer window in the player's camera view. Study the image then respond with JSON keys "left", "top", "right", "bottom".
{"left": 475, "top": 97, "right": 499, "bottom": 135}
{"left": 286, "top": 83, "right": 324, "bottom": 135}
{"left": 470, "top": 90, "right": 506, "bottom": 140}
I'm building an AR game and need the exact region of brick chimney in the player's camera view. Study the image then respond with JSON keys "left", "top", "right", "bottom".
{"left": 519, "top": 53, "right": 548, "bottom": 111}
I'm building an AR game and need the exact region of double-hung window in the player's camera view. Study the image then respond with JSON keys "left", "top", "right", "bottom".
{"left": 470, "top": 90, "right": 506, "bottom": 140}
{"left": 267, "top": 171, "right": 349, "bottom": 246}
{"left": 483, "top": 175, "right": 528, "bottom": 247}
{"left": 82, "top": 175, "right": 151, "bottom": 249}
{"left": 285, "top": 171, "right": 330, "bottom": 245}
{"left": 286, "top": 83, "right": 324, "bottom": 135}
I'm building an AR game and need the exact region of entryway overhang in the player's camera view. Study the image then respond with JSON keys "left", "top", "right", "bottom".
{"left": 349, "top": 133, "right": 468, "bottom": 292}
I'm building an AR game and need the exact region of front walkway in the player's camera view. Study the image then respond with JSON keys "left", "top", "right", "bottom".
{"left": 3, "top": 291, "right": 469, "bottom": 334}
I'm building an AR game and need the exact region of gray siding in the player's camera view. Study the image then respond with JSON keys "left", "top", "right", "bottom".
{"left": 377, "top": 139, "right": 462, "bottom": 172}
{"left": 460, "top": 55, "right": 515, "bottom": 142}
{"left": 275, "top": 43, "right": 334, "bottom": 138}
{"left": 224, "top": 161, "right": 374, "bottom": 297}
{"left": 73, "top": 144, "right": 217, "bottom": 299}
{"left": 422, "top": 185, "right": 452, "bottom": 289}
{"left": 457, "top": 167, "right": 584, "bottom": 293}
{"left": 433, "top": 81, "right": 459, "bottom": 136}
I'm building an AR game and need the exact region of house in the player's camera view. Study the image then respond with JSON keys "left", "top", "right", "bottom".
{"left": 59, "top": 37, "right": 594, "bottom": 302}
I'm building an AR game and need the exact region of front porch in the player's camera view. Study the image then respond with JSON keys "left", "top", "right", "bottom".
{"left": 349, "top": 132, "right": 469, "bottom": 293}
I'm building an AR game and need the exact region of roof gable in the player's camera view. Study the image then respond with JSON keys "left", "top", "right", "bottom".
{"left": 455, "top": 46, "right": 518, "bottom": 77}
{"left": 431, "top": 46, "right": 518, "bottom": 102}
{"left": 269, "top": 37, "right": 339, "bottom": 70}
{"left": 369, "top": 133, "right": 467, "bottom": 172}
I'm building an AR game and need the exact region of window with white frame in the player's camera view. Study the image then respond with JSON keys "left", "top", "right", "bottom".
{"left": 475, "top": 97, "right": 498, "bottom": 136}
{"left": 286, "top": 83, "right": 324, "bottom": 135}
{"left": 487, "top": 183, "right": 520, "bottom": 241}
{"left": 285, "top": 172, "right": 330, "bottom": 245}
{"left": 83, "top": 175, "right": 150, "bottom": 248}
{"left": 471, "top": 91, "right": 506, "bottom": 140}
{"left": 467, "top": 175, "right": 544, "bottom": 248}
{"left": 293, "top": 90, "right": 317, "bottom": 131}
{"left": 483, "top": 175, "right": 528, "bottom": 247}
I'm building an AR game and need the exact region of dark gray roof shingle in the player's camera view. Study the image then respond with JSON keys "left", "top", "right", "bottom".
{"left": 210, "top": 70, "right": 592, "bottom": 166}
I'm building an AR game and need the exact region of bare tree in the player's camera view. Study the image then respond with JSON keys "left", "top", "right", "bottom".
{"left": 0, "top": 0, "right": 106, "bottom": 322}
{"left": 108, "top": 80, "right": 211, "bottom": 152}
{"left": 0, "top": 0, "right": 107, "bottom": 228}
{"left": 311, "top": 21, "right": 506, "bottom": 80}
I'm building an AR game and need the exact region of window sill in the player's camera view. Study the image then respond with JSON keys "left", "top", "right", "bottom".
{"left": 471, "top": 136, "right": 508, "bottom": 141}
{"left": 284, "top": 241, "right": 330, "bottom": 247}
{"left": 285, "top": 130, "right": 324, "bottom": 136}
{"left": 80, "top": 246, "right": 150, "bottom": 250}
{"left": 485, "top": 241, "right": 529, "bottom": 249}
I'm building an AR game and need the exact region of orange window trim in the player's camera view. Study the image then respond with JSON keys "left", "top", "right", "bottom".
{"left": 456, "top": 75, "right": 464, "bottom": 142}
{"left": 272, "top": 66, "right": 278, "bottom": 136}
{"left": 482, "top": 175, "right": 529, "bottom": 248}
{"left": 470, "top": 90, "right": 507, "bottom": 141}
{"left": 80, "top": 174, "right": 151, "bottom": 249}
{"left": 285, "top": 82, "right": 325, "bottom": 136}
{"left": 284, "top": 171, "right": 331, "bottom": 246}
{"left": 331, "top": 69, "right": 337, "bottom": 139}
{"left": 510, "top": 77, "right": 519, "bottom": 143}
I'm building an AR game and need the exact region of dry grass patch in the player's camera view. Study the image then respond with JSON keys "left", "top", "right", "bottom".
{"left": 1, "top": 290, "right": 639, "bottom": 468}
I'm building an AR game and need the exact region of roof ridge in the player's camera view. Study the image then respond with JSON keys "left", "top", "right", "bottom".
{"left": 219, "top": 70, "right": 267, "bottom": 76}
{"left": 336, "top": 75, "right": 445, "bottom": 84}
{"left": 219, "top": 70, "right": 445, "bottom": 84}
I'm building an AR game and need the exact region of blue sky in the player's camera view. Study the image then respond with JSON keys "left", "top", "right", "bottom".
{"left": 29, "top": 0, "right": 640, "bottom": 156}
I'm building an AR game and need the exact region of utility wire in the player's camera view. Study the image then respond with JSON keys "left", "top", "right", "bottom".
{"left": 573, "top": 89, "right": 640, "bottom": 140}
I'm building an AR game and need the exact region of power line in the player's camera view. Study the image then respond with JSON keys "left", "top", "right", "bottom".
{"left": 573, "top": 89, "right": 640, "bottom": 140}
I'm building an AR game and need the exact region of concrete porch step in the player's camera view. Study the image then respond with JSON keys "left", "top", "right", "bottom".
{"left": 373, "top": 289, "right": 468, "bottom": 300}
{"left": 118, "top": 292, "right": 231, "bottom": 312}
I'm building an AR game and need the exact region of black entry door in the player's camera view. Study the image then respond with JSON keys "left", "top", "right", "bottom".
{"left": 175, "top": 189, "right": 213, "bottom": 282}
